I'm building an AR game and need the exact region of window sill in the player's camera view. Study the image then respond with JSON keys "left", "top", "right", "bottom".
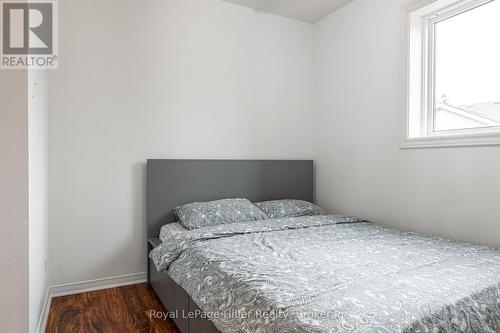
{"left": 400, "top": 133, "right": 500, "bottom": 149}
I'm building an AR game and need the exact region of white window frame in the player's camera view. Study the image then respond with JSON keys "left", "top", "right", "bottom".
{"left": 401, "top": 0, "right": 500, "bottom": 148}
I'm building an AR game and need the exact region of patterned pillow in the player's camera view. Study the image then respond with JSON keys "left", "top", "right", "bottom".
{"left": 255, "top": 200, "right": 326, "bottom": 219}
{"left": 159, "top": 222, "right": 187, "bottom": 242}
{"left": 175, "top": 198, "right": 269, "bottom": 230}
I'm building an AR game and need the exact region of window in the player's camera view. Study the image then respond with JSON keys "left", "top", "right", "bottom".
{"left": 402, "top": 0, "right": 500, "bottom": 147}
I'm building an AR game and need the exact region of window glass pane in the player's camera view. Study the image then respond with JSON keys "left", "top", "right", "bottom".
{"left": 434, "top": 0, "right": 500, "bottom": 132}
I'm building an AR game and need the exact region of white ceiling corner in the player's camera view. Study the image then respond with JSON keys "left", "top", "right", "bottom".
{"left": 219, "top": 0, "right": 353, "bottom": 23}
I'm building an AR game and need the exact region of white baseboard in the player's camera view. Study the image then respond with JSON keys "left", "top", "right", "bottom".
{"left": 49, "top": 272, "right": 147, "bottom": 297}
{"left": 36, "top": 288, "right": 51, "bottom": 333}
{"left": 37, "top": 272, "right": 147, "bottom": 333}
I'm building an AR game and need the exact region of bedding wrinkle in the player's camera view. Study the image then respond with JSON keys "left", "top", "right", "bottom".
{"left": 150, "top": 215, "right": 500, "bottom": 333}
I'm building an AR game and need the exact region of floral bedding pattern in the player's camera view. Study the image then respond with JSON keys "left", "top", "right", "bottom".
{"left": 255, "top": 199, "right": 326, "bottom": 219}
{"left": 150, "top": 215, "right": 500, "bottom": 333}
{"left": 174, "top": 198, "right": 268, "bottom": 230}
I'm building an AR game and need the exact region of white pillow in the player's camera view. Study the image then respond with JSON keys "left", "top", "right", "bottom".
{"left": 159, "top": 222, "right": 187, "bottom": 242}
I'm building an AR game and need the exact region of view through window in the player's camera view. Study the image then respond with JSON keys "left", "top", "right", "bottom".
{"left": 434, "top": 0, "right": 500, "bottom": 132}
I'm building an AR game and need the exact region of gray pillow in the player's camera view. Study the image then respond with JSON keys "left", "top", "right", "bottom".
{"left": 255, "top": 199, "right": 326, "bottom": 219}
{"left": 175, "top": 198, "right": 269, "bottom": 230}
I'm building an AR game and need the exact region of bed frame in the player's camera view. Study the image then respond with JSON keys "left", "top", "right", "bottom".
{"left": 147, "top": 159, "right": 314, "bottom": 333}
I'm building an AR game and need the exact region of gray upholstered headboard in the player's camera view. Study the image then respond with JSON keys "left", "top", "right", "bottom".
{"left": 147, "top": 159, "right": 313, "bottom": 238}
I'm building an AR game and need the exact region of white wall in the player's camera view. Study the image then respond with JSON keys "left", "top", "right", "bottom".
{"left": 29, "top": 71, "right": 49, "bottom": 333}
{"left": 314, "top": 0, "right": 500, "bottom": 247}
{"left": 0, "top": 71, "right": 29, "bottom": 333}
{"left": 49, "top": 0, "right": 314, "bottom": 285}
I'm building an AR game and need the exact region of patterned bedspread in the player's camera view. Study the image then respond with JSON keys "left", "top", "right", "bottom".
{"left": 150, "top": 215, "right": 500, "bottom": 333}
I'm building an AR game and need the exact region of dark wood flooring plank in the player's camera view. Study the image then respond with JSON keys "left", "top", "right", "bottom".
{"left": 45, "top": 283, "right": 180, "bottom": 333}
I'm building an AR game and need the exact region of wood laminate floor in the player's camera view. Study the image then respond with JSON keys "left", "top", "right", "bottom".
{"left": 45, "top": 283, "right": 180, "bottom": 333}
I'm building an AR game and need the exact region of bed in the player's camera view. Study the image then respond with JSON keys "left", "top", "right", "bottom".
{"left": 147, "top": 159, "right": 500, "bottom": 333}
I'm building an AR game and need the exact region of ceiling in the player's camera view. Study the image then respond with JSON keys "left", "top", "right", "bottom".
{"left": 220, "top": 0, "right": 353, "bottom": 23}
